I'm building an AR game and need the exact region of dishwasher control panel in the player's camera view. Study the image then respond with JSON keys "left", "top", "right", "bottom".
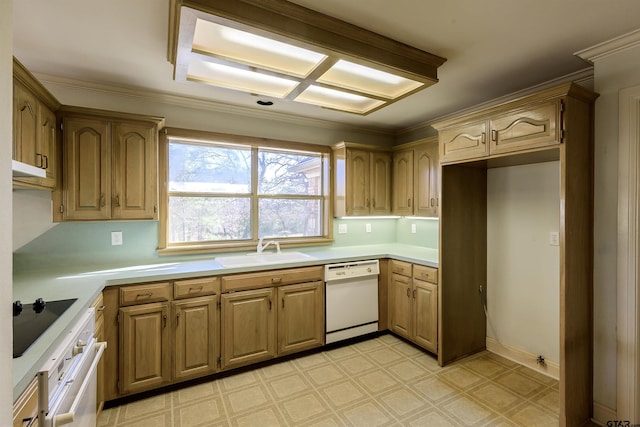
{"left": 324, "top": 259, "right": 379, "bottom": 281}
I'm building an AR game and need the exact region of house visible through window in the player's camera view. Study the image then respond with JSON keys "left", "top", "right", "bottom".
{"left": 159, "top": 130, "right": 331, "bottom": 253}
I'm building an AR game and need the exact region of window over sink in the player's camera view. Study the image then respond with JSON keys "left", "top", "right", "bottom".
{"left": 158, "top": 129, "right": 332, "bottom": 254}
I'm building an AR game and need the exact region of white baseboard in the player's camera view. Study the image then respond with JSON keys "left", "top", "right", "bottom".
{"left": 486, "top": 337, "right": 559, "bottom": 380}
{"left": 592, "top": 401, "right": 617, "bottom": 426}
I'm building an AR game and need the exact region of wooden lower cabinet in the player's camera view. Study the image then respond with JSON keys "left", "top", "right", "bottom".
{"left": 173, "top": 296, "right": 217, "bottom": 380}
{"left": 12, "top": 377, "right": 39, "bottom": 427}
{"left": 91, "top": 292, "right": 106, "bottom": 417}
{"left": 277, "top": 281, "right": 324, "bottom": 356}
{"left": 221, "top": 288, "right": 276, "bottom": 370}
{"left": 119, "top": 302, "right": 171, "bottom": 395}
{"left": 389, "top": 261, "right": 438, "bottom": 353}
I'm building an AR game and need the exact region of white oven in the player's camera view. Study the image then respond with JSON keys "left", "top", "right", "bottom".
{"left": 37, "top": 308, "right": 106, "bottom": 427}
{"left": 325, "top": 259, "right": 380, "bottom": 344}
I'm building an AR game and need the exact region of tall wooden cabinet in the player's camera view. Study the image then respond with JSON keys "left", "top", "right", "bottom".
{"left": 12, "top": 58, "right": 61, "bottom": 190}
{"left": 433, "top": 82, "right": 597, "bottom": 427}
{"left": 332, "top": 142, "right": 391, "bottom": 216}
{"left": 54, "top": 107, "right": 164, "bottom": 221}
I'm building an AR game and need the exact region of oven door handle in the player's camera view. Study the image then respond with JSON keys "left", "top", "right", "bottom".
{"left": 53, "top": 341, "right": 106, "bottom": 426}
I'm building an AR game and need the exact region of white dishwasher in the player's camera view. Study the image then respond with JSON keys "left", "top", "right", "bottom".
{"left": 325, "top": 259, "right": 379, "bottom": 344}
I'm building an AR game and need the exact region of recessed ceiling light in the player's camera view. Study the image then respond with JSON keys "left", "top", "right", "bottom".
{"left": 169, "top": 0, "right": 446, "bottom": 115}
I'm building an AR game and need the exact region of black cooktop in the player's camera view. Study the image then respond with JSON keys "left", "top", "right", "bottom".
{"left": 13, "top": 298, "right": 77, "bottom": 358}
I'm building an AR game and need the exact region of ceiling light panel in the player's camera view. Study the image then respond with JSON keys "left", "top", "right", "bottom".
{"left": 317, "top": 60, "right": 424, "bottom": 99}
{"left": 193, "top": 19, "right": 326, "bottom": 78}
{"left": 187, "top": 60, "right": 299, "bottom": 98}
{"left": 295, "top": 85, "right": 385, "bottom": 114}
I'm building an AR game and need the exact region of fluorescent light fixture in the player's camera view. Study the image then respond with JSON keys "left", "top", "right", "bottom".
{"left": 296, "top": 85, "right": 384, "bottom": 114}
{"left": 402, "top": 216, "right": 439, "bottom": 220}
{"left": 188, "top": 60, "right": 299, "bottom": 98}
{"left": 170, "top": 1, "right": 446, "bottom": 115}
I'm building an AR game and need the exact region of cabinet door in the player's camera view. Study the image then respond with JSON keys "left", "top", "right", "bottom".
{"left": 112, "top": 122, "right": 158, "bottom": 220}
{"left": 389, "top": 273, "right": 412, "bottom": 339}
{"left": 489, "top": 100, "right": 561, "bottom": 155}
{"left": 13, "top": 81, "right": 39, "bottom": 167}
{"left": 119, "top": 303, "right": 171, "bottom": 395}
{"left": 413, "top": 279, "right": 438, "bottom": 353}
{"left": 95, "top": 306, "right": 105, "bottom": 418}
{"left": 173, "top": 296, "right": 218, "bottom": 380}
{"left": 439, "top": 119, "right": 488, "bottom": 163}
{"left": 277, "top": 281, "right": 324, "bottom": 356}
{"left": 414, "top": 143, "right": 439, "bottom": 217}
{"left": 370, "top": 151, "right": 392, "bottom": 214}
{"left": 62, "top": 117, "right": 110, "bottom": 220}
{"left": 392, "top": 149, "right": 414, "bottom": 215}
{"left": 221, "top": 288, "right": 275, "bottom": 370}
{"left": 37, "top": 105, "right": 58, "bottom": 189}
{"left": 345, "top": 148, "right": 370, "bottom": 215}
{"left": 12, "top": 377, "right": 39, "bottom": 427}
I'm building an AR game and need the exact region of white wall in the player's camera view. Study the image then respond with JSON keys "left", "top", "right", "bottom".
{"left": 589, "top": 38, "right": 640, "bottom": 416}
{"left": 13, "top": 190, "right": 56, "bottom": 250}
{"left": 486, "top": 162, "right": 560, "bottom": 366}
{"left": 1, "top": 1, "right": 14, "bottom": 425}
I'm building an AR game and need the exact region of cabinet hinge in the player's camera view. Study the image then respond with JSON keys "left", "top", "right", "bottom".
{"left": 217, "top": 301, "right": 221, "bottom": 310}
{"left": 59, "top": 204, "right": 64, "bottom": 213}
{"left": 153, "top": 205, "right": 158, "bottom": 213}
{"left": 560, "top": 129, "right": 565, "bottom": 140}
{"left": 217, "top": 356, "right": 221, "bottom": 368}
{"left": 560, "top": 100, "right": 565, "bottom": 112}
{"left": 60, "top": 122, "right": 64, "bottom": 131}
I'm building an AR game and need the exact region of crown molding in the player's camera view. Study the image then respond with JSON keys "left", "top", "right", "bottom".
{"left": 575, "top": 28, "right": 640, "bottom": 64}
{"left": 34, "top": 72, "right": 395, "bottom": 137}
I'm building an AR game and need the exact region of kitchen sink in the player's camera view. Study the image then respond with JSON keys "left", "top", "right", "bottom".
{"left": 215, "top": 251, "right": 315, "bottom": 268}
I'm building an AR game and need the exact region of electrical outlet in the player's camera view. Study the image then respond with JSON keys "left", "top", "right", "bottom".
{"left": 365, "top": 223, "right": 371, "bottom": 233}
{"left": 338, "top": 224, "right": 348, "bottom": 234}
{"left": 111, "top": 231, "right": 123, "bottom": 246}
{"left": 549, "top": 231, "right": 559, "bottom": 246}
{"left": 411, "top": 223, "right": 417, "bottom": 234}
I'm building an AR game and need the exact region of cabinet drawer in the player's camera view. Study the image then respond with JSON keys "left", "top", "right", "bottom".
{"left": 91, "top": 292, "right": 105, "bottom": 321}
{"left": 413, "top": 265, "right": 438, "bottom": 284}
{"left": 390, "top": 260, "right": 412, "bottom": 277}
{"left": 174, "top": 276, "right": 220, "bottom": 299}
{"left": 120, "top": 282, "right": 172, "bottom": 306}
{"left": 222, "top": 266, "right": 323, "bottom": 292}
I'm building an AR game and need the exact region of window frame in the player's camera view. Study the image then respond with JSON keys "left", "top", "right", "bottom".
{"left": 158, "top": 128, "right": 333, "bottom": 255}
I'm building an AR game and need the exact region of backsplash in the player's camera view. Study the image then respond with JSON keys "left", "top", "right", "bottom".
{"left": 13, "top": 217, "right": 438, "bottom": 272}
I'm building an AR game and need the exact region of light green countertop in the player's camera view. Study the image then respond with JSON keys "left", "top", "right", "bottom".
{"left": 12, "top": 244, "right": 437, "bottom": 399}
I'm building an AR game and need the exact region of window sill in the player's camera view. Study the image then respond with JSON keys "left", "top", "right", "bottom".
{"left": 157, "top": 237, "right": 334, "bottom": 256}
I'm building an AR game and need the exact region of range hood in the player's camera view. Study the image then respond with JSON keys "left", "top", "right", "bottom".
{"left": 12, "top": 160, "right": 45, "bottom": 178}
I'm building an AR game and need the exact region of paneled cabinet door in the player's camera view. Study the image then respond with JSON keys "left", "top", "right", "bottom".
{"left": 173, "top": 296, "right": 217, "bottom": 380}
{"left": 370, "top": 151, "right": 392, "bottom": 214}
{"left": 13, "top": 81, "right": 39, "bottom": 167}
{"left": 345, "top": 148, "right": 371, "bottom": 215}
{"left": 489, "top": 100, "right": 561, "bottom": 155}
{"left": 414, "top": 143, "right": 439, "bottom": 217}
{"left": 439, "top": 119, "right": 488, "bottom": 163}
{"left": 112, "top": 122, "right": 158, "bottom": 220}
{"left": 221, "top": 288, "right": 276, "bottom": 370}
{"left": 119, "top": 302, "right": 171, "bottom": 395}
{"left": 62, "top": 117, "right": 111, "bottom": 220}
{"left": 389, "top": 273, "right": 412, "bottom": 339}
{"left": 37, "top": 105, "right": 57, "bottom": 189}
{"left": 413, "top": 279, "right": 438, "bottom": 353}
{"left": 392, "top": 149, "right": 414, "bottom": 215}
{"left": 277, "top": 281, "right": 324, "bottom": 356}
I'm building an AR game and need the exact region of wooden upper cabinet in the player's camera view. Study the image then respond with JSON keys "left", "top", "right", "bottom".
{"left": 438, "top": 119, "right": 488, "bottom": 163}
{"left": 392, "top": 149, "right": 413, "bottom": 215}
{"left": 13, "top": 58, "right": 61, "bottom": 190}
{"left": 435, "top": 95, "right": 566, "bottom": 164}
{"left": 55, "top": 107, "right": 163, "bottom": 222}
{"left": 489, "top": 100, "right": 561, "bottom": 155}
{"left": 332, "top": 142, "right": 391, "bottom": 217}
{"left": 62, "top": 117, "right": 111, "bottom": 220}
{"left": 370, "top": 151, "right": 392, "bottom": 214}
{"left": 112, "top": 122, "right": 157, "bottom": 219}
{"left": 391, "top": 137, "right": 439, "bottom": 217}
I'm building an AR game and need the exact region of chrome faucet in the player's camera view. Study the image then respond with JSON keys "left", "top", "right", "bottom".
{"left": 257, "top": 237, "right": 280, "bottom": 254}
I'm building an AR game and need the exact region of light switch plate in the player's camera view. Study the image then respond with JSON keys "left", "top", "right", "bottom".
{"left": 111, "top": 231, "right": 123, "bottom": 246}
{"left": 338, "top": 224, "right": 347, "bottom": 234}
{"left": 365, "top": 223, "right": 371, "bottom": 233}
{"left": 549, "top": 231, "right": 559, "bottom": 246}
{"left": 411, "top": 224, "right": 417, "bottom": 234}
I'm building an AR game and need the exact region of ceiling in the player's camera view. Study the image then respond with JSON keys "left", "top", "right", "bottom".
{"left": 12, "top": 0, "right": 640, "bottom": 133}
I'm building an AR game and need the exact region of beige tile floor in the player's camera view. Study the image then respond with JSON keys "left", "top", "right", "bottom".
{"left": 98, "top": 334, "right": 559, "bottom": 427}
